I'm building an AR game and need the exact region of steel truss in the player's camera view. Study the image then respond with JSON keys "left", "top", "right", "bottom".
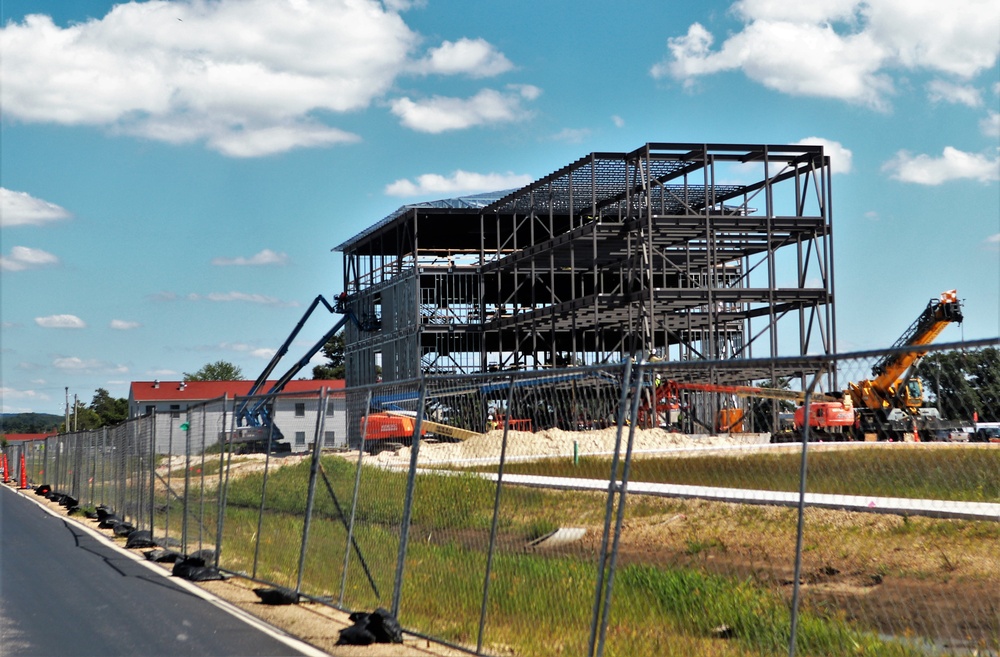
{"left": 335, "top": 143, "right": 836, "bottom": 389}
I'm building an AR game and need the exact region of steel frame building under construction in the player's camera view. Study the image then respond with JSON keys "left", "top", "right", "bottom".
{"left": 334, "top": 142, "right": 837, "bottom": 389}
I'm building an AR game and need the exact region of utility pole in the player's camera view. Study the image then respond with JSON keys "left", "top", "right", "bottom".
{"left": 65, "top": 387, "right": 69, "bottom": 433}
{"left": 73, "top": 394, "right": 78, "bottom": 432}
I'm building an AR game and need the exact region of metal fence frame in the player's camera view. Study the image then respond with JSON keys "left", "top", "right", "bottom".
{"left": 4, "top": 337, "right": 998, "bottom": 657}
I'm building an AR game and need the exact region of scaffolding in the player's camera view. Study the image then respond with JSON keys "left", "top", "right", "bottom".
{"left": 335, "top": 143, "right": 837, "bottom": 393}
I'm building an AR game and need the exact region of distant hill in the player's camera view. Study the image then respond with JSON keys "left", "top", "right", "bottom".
{"left": 0, "top": 413, "right": 62, "bottom": 434}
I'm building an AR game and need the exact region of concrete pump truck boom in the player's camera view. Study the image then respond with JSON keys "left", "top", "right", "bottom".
{"left": 846, "top": 289, "right": 963, "bottom": 441}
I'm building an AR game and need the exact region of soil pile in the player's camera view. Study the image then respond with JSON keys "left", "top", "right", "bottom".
{"left": 375, "top": 427, "right": 768, "bottom": 466}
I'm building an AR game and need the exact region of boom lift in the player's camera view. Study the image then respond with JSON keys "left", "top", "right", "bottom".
{"left": 638, "top": 380, "right": 854, "bottom": 439}
{"left": 234, "top": 293, "right": 379, "bottom": 450}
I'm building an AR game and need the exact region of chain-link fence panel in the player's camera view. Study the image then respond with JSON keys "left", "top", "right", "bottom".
{"left": 795, "top": 343, "right": 1000, "bottom": 655}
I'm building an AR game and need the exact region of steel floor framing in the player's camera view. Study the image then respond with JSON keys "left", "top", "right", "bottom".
{"left": 335, "top": 142, "right": 837, "bottom": 390}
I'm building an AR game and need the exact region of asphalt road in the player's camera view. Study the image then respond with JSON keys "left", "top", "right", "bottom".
{"left": 0, "top": 486, "right": 311, "bottom": 657}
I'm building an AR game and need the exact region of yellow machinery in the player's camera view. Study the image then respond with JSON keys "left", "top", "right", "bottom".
{"left": 846, "top": 290, "right": 963, "bottom": 440}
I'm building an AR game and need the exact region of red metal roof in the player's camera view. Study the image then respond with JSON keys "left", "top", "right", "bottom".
{"left": 129, "top": 379, "right": 346, "bottom": 402}
{"left": 2, "top": 432, "right": 58, "bottom": 442}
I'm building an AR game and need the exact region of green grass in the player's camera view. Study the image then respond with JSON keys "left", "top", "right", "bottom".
{"left": 184, "top": 455, "right": 977, "bottom": 657}
{"left": 483, "top": 447, "right": 1000, "bottom": 503}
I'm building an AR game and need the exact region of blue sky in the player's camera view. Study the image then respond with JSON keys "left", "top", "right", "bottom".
{"left": 2, "top": 0, "right": 998, "bottom": 414}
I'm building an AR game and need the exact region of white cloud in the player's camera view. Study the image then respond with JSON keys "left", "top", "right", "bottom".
{"left": 188, "top": 291, "right": 299, "bottom": 307}
{"left": 654, "top": 1, "right": 1000, "bottom": 110}
{"left": 0, "top": 386, "right": 51, "bottom": 413}
{"left": 416, "top": 38, "right": 513, "bottom": 77}
{"left": 147, "top": 368, "right": 179, "bottom": 377}
{"left": 981, "top": 111, "right": 1000, "bottom": 137}
{"left": 985, "top": 233, "right": 1000, "bottom": 251}
{"left": 385, "top": 170, "right": 532, "bottom": 197}
{"left": 0, "top": 0, "right": 417, "bottom": 156}
{"left": 218, "top": 342, "right": 278, "bottom": 359}
{"left": 390, "top": 85, "right": 540, "bottom": 133}
{"left": 550, "top": 128, "right": 591, "bottom": 144}
{"left": 1, "top": 246, "right": 60, "bottom": 271}
{"left": 793, "top": 137, "right": 853, "bottom": 174}
{"left": 35, "top": 314, "right": 86, "bottom": 329}
{"left": 211, "top": 249, "right": 289, "bottom": 266}
{"left": 926, "top": 79, "right": 983, "bottom": 107}
{"left": 52, "top": 356, "right": 126, "bottom": 373}
{"left": 0, "top": 188, "right": 72, "bottom": 227}
{"left": 611, "top": 115, "right": 625, "bottom": 128}
{"left": 882, "top": 146, "right": 1000, "bottom": 185}
{"left": 110, "top": 319, "right": 141, "bottom": 330}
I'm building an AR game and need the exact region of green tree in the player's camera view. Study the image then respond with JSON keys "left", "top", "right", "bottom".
{"left": 90, "top": 388, "right": 128, "bottom": 426}
{"left": 917, "top": 347, "right": 1000, "bottom": 423}
{"left": 312, "top": 332, "right": 346, "bottom": 379}
{"left": 62, "top": 399, "right": 101, "bottom": 432}
{"left": 184, "top": 360, "right": 244, "bottom": 381}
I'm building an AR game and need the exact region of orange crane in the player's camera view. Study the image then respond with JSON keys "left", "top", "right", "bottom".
{"left": 845, "top": 289, "right": 963, "bottom": 440}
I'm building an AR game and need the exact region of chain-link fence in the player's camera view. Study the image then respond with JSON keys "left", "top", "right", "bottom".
{"left": 4, "top": 339, "right": 998, "bottom": 656}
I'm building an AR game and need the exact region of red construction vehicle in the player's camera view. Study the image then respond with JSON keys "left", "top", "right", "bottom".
{"left": 638, "top": 379, "right": 854, "bottom": 439}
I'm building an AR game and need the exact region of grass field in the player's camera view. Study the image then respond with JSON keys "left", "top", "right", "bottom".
{"left": 156, "top": 446, "right": 999, "bottom": 656}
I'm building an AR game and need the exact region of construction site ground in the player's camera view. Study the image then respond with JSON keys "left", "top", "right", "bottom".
{"left": 10, "top": 436, "right": 998, "bottom": 655}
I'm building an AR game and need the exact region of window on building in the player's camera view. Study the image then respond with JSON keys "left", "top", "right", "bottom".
{"left": 145, "top": 405, "right": 155, "bottom": 416}
{"left": 295, "top": 403, "right": 306, "bottom": 417}
{"left": 326, "top": 401, "right": 335, "bottom": 416}
{"left": 324, "top": 431, "right": 336, "bottom": 446}
{"left": 170, "top": 404, "right": 181, "bottom": 419}
{"left": 295, "top": 431, "right": 306, "bottom": 445}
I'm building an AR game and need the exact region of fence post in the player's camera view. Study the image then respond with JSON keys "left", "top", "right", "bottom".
{"left": 148, "top": 415, "right": 157, "bottom": 534}
{"left": 594, "top": 361, "right": 644, "bottom": 657}
{"left": 214, "top": 397, "right": 231, "bottom": 569}
{"left": 251, "top": 411, "right": 280, "bottom": 580}
{"left": 295, "top": 389, "right": 328, "bottom": 595}
{"left": 476, "top": 374, "right": 517, "bottom": 653}
{"left": 392, "top": 379, "right": 429, "bottom": 618}
{"left": 182, "top": 411, "right": 192, "bottom": 553}
{"left": 787, "top": 367, "right": 825, "bottom": 657}
{"left": 339, "top": 387, "right": 373, "bottom": 606}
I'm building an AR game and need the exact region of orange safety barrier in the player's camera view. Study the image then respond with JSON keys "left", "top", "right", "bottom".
{"left": 19, "top": 453, "right": 27, "bottom": 489}
{"left": 1, "top": 453, "right": 8, "bottom": 484}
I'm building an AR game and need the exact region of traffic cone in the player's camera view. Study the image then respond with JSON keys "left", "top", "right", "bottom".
{"left": 1, "top": 453, "right": 8, "bottom": 484}
{"left": 19, "top": 453, "right": 28, "bottom": 489}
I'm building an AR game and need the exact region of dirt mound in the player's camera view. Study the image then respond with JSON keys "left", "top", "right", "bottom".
{"left": 375, "top": 427, "right": 768, "bottom": 466}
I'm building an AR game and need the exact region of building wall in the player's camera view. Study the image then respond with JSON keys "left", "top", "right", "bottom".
{"left": 139, "top": 397, "right": 348, "bottom": 454}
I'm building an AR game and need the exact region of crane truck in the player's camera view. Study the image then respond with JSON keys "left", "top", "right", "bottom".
{"left": 844, "top": 289, "right": 963, "bottom": 441}
{"left": 638, "top": 290, "right": 962, "bottom": 442}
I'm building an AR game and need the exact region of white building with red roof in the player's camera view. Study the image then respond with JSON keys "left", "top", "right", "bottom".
{"left": 128, "top": 379, "right": 347, "bottom": 453}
